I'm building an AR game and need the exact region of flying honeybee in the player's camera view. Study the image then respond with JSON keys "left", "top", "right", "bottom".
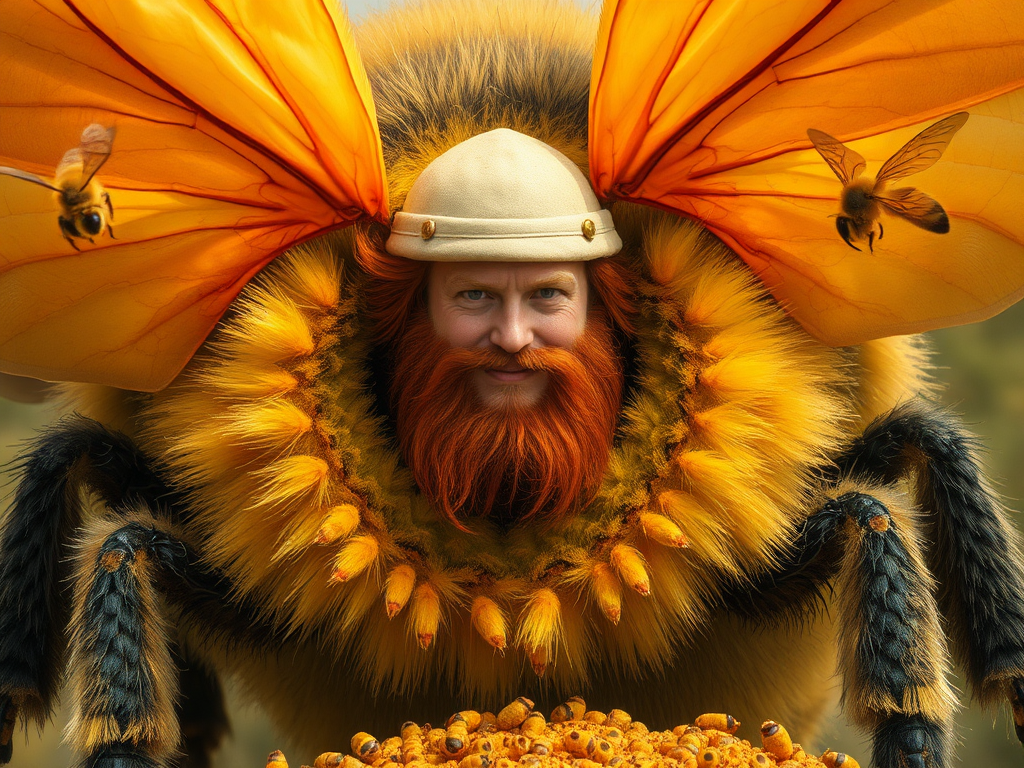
{"left": 808, "top": 112, "right": 968, "bottom": 252}
{"left": 0, "top": 123, "right": 115, "bottom": 250}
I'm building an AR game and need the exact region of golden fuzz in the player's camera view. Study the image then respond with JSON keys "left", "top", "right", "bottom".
{"left": 127, "top": 205, "right": 932, "bottom": 710}
{"left": 265, "top": 698, "right": 860, "bottom": 768}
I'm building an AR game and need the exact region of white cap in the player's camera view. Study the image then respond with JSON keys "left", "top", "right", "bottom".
{"left": 386, "top": 129, "right": 621, "bottom": 261}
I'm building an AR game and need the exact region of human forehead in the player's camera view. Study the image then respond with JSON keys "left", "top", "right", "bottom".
{"left": 429, "top": 261, "right": 588, "bottom": 294}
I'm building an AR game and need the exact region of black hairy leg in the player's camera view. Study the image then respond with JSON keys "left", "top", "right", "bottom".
{"left": 65, "top": 516, "right": 278, "bottom": 768}
{"left": 171, "top": 647, "right": 229, "bottom": 768}
{"left": 808, "top": 490, "right": 956, "bottom": 768}
{"left": 0, "top": 416, "right": 175, "bottom": 763}
{"left": 835, "top": 400, "right": 1024, "bottom": 731}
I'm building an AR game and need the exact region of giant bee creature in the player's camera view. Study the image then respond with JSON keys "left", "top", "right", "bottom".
{"left": 1, "top": 2, "right": 1024, "bottom": 768}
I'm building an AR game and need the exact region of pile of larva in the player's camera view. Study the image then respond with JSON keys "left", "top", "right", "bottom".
{"left": 264, "top": 697, "right": 861, "bottom": 768}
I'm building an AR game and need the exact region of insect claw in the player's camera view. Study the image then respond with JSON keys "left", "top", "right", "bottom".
{"left": 108, "top": 224, "right": 116, "bottom": 240}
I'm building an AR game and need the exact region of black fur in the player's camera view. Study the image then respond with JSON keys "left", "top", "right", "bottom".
{"left": 0, "top": 417, "right": 173, "bottom": 734}
{"left": 76, "top": 522, "right": 275, "bottom": 768}
{"left": 172, "top": 648, "right": 229, "bottom": 768}
{"left": 835, "top": 401, "right": 1024, "bottom": 700}
{"left": 872, "top": 714, "right": 948, "bottom": 768}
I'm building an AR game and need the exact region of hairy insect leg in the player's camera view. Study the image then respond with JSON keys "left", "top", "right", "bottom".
{"left": 811, "top": 489, "right": 956, "bottom": 768}
{"left": 104, "top": 191, "right": 114, "bottom": 220}
{"left": 0, "top": 417, "right": 175, "bottom": 765}
{"left": 877, "top": 221, "right": 884, "bottom": 240}
{"left": 172, "top": 647, "right": 229, "bottom": 768}
{"left": 66, "top": 520, "right": 182, "bottom": 768}
{"left": 835, "top": 216, "right": 862, "bottom": 252}
{"left": 835, "top": 401, "right": 1024, "bottom": 737}
{"left": 59, "top": 215, "right": 81, "bottom": 250}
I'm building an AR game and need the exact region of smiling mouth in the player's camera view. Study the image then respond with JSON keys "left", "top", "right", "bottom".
{"left": 485, "top": 368, "right": 536, "bottom": 383}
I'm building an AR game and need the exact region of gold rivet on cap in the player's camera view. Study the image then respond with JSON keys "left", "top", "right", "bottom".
{"left": 581, "top": 219, "right": 596, "bottom": 241}
{"left": 421, "top": 220, "right": 436, "bottom": 239}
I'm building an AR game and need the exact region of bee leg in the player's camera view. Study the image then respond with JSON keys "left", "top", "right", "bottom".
{"left": 878, "top": 221, "right": 884, "bottom": 240}
{"left": 0, "top": 417, "right": 177, "bottom": 765}
{"left": 108, "top": 223, "right": 116, "bottom": 240}
{"left": 104, "top": 191, "right": 114, "bottom": 220}
{"left": 834, "top": 400, "right": 1024, "bottom": 742}
{"left": 817, "top": 490, "right": 955, "bottom": 768}
{"left": 835, "top": 217, "right": 862, "bottom": 252}
{"left": 67, "top": 518, "right": 272, "bottom": 768}
{"left": 172, "top": 646, "right": 230, "bottom": 768}
{"left": 59, "top": 216, "right": 81, "bottom": 250}
{"left": 867, "top": 230, "right": 875, "bottom": 252}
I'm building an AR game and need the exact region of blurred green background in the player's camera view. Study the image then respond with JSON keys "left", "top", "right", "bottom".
{"left": 2, "top": 301, "right": 1023, "bottom": 768}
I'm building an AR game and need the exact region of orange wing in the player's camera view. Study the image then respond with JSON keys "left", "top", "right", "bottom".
{"left": 590, "top": 0, "right": 1024, "bottom": 344}
{"left": 0, "top": 0, "right": 388, "bottom": 391}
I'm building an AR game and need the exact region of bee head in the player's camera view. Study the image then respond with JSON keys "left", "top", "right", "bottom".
{"left": 80, "top": 210, "right": 103, "bottom": 236}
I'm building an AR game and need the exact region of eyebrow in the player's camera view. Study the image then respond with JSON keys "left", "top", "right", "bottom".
{"left": 446, "top": 271, "right": 579, "bottom": 294}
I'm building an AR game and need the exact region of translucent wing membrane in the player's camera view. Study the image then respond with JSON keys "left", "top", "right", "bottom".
{"left": 806, "top": 129, "right": 865, "bottom": 185}
{"left": 591, "top": 0, "right": 1024, "bottom": 343}
{"left": 75, "top": 124, "right": 115, "bottom": 190}
{"left": 0, "top": 0, "right": 387, "bottom": 391}
{"left": 876, "top": 188, "right": 949, "bottom": 234}
{"left": 0, "top": 166, "right": 59, "bottom": 192}
{"left": 875, "top": 112, "right": 970, "bottom": 186}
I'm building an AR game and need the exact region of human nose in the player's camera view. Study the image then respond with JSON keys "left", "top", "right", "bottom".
{"left": 489, "top": 302, "right": 534, "bottom": 353}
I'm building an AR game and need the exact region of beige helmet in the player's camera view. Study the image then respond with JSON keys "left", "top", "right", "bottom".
{"left": 386, "top": 128, "right": 621, "bottom": 261}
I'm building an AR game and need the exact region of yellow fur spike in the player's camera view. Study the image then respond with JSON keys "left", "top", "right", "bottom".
{"left": 470, "top": 596, "right": 508, "bottom": 651}
{"left": 222, "top": 286, "right": 316, "bottom": 363}
{"left": 314, "top": 504, "right": 361, "bottom": 545}
{"left": 640, "top": 513, "right": 689, "bottom": 548}
{"left": 278, "top": 241, "right": 343, "bottom": 310}
{"left": 195, "top": 364, "right": 298, "bottom": 399}
{"left": 224, "top": 400, "right": 313, "bottom": 451}
{"left": 610, "top": 544, "right": 651, "bottom": 597}
{"left": 590, "top": 563, "right": 622, "bottom": 625}
{"left": 690, "top": 403, "right": 769, "bottom": 467}
{"left": 518, "top": 588, "right": 562, "bottom": 668}
{"left": 253, "top": 455, "right": 330, "bottom": 511}
{"left": 683, "top": 264, "right": 763, "bottom": 329}
{"left": 385, "top": 564, "right": 417, "bottom": 619}
{"left": 699, "top": 353, "right": 788, "bottom": 398}
{"left": 410, "top": 582, "right": 441, "bottom": 650}
{"left": 644, "top": 217, "right": 704, "bottom": 293}
{"left": 655, "top": 490, "right": 740, "bottom": 573}
{"left": 330, "top": 535, "right": 379, "bottom": 583}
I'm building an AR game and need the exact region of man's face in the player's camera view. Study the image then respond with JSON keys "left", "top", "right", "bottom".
{"left": 426, "top": 261, "right": 589, "bottom": 408}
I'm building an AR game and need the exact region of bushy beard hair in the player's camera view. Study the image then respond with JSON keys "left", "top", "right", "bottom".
{"left": 391, "top": 307, "right": 624, "bottom": 530}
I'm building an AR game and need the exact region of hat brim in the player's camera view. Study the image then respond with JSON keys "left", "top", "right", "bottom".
{"left": 386, "top": 210, "right": 622, "bottom": 262}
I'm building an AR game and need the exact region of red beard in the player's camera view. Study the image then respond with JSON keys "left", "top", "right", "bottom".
{"left": 391, "top": 308, "right": 624, "bottom": 530}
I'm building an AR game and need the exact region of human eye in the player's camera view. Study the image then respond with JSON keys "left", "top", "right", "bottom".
{"left": 535, "top": 287, "right": 562, "bottom": 300}
{"left": 461, "top": 289, "right": 486, "bottom": 301}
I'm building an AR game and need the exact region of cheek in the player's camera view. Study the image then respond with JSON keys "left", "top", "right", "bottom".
{"left": 430, "top": 306, "right": 481, "bottom": 347}
{"left": 538, "top": 307, "right": 587, "bottom": 348}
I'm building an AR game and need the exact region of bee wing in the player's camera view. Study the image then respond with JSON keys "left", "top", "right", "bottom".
{"left": 0, "top": 0, "right": 387, "bottom": 392}
{"left": 875, "top": 112, "right": 970, "bottom": 186}
{"left": 0, "top": 165, "right": 61, "bottom": 192}
{"left": 806, "top": 129, "right": 865, "bottom": 185}
{"left": 876, "top": 187, "right": 950, "bottom": 234}
{"left": 76, "top": 124, "right": 116, "bottom": 189}
{"left": 590, "top": 0, "right": 1024, "bottom": 344}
